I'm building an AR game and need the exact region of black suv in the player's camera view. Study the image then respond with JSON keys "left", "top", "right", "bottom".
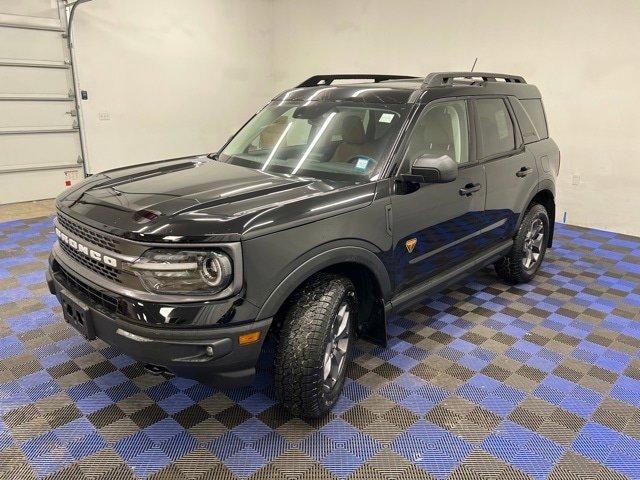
{"left": 48, "top": 72, "right": 559, "bottom": 417}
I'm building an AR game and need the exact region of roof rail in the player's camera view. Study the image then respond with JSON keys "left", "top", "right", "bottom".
{"left": 423, "top": 72, "right": 526, "bottom": 87}
{"left": 297, "top": 74, "right": 418, "bottom": 88}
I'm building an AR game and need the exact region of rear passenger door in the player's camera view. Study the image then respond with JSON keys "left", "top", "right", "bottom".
{"left": 473, "top": 97, "right": 538, "bottom": 244}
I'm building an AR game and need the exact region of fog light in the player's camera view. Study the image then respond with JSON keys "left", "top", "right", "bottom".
{"left": 238, "top": 331, "right": 261, "bottom": 345}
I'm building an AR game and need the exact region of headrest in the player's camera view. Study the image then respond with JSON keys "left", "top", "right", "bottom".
{"left": 422, "top": 108, "right": 452, "bottom": 144}
{"left": 341, "top": 115, "right": 366, "bottom": 144}
{"left": 259, "top": 118, "right": 288, "bottom": 149}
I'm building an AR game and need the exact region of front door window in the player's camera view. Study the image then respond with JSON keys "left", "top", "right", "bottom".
{"left": 402, "top": 100, "right": 470, "bottom": 168}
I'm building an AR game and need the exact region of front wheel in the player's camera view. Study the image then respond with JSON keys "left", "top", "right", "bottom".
{"left": 274, "top": 274, "right": 356, "bottom": 418}
{"left": 495, "top": 204, "right": 549, "bottom": 284}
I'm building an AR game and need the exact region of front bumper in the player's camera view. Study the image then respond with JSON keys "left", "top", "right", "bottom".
{"left": 47, "top": 259, "right": 271, "bottom": 388}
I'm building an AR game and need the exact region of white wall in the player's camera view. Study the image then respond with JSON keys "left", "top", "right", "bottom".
{"left": 271, "top": 0, "right": 640, "bottom": 236}
{"left": 72, "top": 0, "right": 274, "bottom": 174}
{"left": 71, "top": 0, "right": 640, "bottom": 236}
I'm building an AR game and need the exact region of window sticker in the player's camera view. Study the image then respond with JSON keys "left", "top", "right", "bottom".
{"left": 379, "top": 113, "right": 395, "bottom": 123}
{"left": 355, "top": 158, "right": 370, "bottom": 170}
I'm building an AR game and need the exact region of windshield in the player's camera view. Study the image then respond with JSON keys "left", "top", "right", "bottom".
{"left": 219, "top": 101, "right": 408, "bottom": 183}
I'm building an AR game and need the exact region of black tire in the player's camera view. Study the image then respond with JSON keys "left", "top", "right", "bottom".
{"left": 495, "top": 204, "right": 549, "bottom": 284}
{"left": 274, "top": 273, "right": 356, "bottom": 418}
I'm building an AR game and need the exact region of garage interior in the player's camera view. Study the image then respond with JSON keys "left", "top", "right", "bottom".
{"left": 1, "top": 1, "right": 639, "bottom": 479}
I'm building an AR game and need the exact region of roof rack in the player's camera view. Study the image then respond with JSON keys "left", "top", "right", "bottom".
{"left": 423, "top": 72, "right": 526, "bottom": 87}
{"left": 297, "top": 74, "right": 418, "bottom": 88}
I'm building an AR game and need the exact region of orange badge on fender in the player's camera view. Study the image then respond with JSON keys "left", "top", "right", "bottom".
{"left": 405, "top": 238, "right": 417, "bottom": 253}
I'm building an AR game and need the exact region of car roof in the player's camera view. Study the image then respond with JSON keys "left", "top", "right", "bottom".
{"left": 272, "top": 73, "right": 542, "bottom": 105}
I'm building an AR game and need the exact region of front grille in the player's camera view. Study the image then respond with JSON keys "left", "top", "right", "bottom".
{"left": 57, "top": 213, "right": 121, "bottom": 253}
{"left": 59, "top": 240, "right": 121, "bottom": 283}
{"left": 54, "top": 262, "right": 119, "bottom": 315}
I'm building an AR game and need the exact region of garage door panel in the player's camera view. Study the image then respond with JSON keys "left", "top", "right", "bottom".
{"left": 0, "top": 1, "right": 84, "bottom": 204}
{"left": 0, "top": 65, "right": 69, "bottom": 95}
{"left": 0, "top": 15, "right": 62, "bottom": 30}
{"left": 0, "top": 0, "right": 60, "bottom": 20}
{"left": 0, "top": 28, "right": 67, "bottom": 63}
{"left": 0, "top": 102, "right": 75, "bottom": 129}
{"left": 0, "top": 133, "right": 80, "bottom": 170}
{"left": 0, "top": 168, "right": 81, "bottom": 203}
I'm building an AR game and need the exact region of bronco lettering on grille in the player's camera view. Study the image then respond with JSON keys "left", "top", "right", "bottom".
{"left": 55, "top": 228, "right": 118, "bottom": 268}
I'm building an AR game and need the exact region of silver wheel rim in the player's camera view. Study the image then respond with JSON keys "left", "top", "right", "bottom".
{"left": 522, "top": 217, "right": 545, "bottom": 270}
{"left": 322, "top": 301, "right": 350, "bottom": 392}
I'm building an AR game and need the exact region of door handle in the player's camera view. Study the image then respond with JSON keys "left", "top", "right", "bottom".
{"left": 516, "top": 166, "right": 533, "bottom": 177}
{"left": 459, "top": 183, "right": 481, "bottom": 196}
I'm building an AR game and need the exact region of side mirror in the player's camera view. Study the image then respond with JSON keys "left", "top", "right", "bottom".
{"left": 403, "top": 154, "right": 458, "bottom": 184}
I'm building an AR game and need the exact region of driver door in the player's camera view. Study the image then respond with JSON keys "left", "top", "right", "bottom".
{"left": 390, "top": 99, "right": 487, "bottom": 294}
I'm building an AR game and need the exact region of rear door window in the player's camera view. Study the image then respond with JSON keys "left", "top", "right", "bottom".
{"left": 475, "top": 98, "right": 516, "bottom": 159}
{"left": 521, "top": 99, "right": 549, "bottom": 140}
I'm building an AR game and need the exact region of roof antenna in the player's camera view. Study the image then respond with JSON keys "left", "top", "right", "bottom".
{"left": 470, "top": 57, "right": 478, "bottom": 72}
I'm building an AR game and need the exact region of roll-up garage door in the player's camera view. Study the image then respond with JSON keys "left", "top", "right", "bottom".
{"left": 0, "top": 0, "right": 84, "bottom": 204}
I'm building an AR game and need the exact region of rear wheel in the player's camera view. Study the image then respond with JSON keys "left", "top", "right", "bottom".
{"left": 495, "top": 204, "right": 549, "bottom": 284}
{"left": 274, "top": 274, "right": 356, "bottom": 418}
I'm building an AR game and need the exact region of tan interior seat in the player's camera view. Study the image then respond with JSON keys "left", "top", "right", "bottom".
{"left": 259, "top": 116, "right": 289, "bottom": 149}
{"left": 329, "top": 115, "right": 377, "bottom": 163}
{"left": 405, "top": 106, "right": 455, "bottom": 161}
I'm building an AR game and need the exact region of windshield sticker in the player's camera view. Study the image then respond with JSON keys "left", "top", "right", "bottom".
{"left": 379, "top": 113, "right": 395, "bottom": 123}
{"left": 355, "top": 158, "right": 370, "bottom": 171}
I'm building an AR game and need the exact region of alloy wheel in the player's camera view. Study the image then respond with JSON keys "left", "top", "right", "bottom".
{"left": 522, "top": 217, "right": 545, "bottom": 270}
{"left": 322, "top": 301, "right": 350, "bottom": 392}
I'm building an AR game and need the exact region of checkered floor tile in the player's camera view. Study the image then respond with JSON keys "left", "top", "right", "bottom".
{"left": 1, "top": 216, "right": 639, "bottom": 479}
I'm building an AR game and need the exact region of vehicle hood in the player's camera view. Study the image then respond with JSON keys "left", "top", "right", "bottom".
{"left": 57, "top": 156, "right": 376, "bottom": 242}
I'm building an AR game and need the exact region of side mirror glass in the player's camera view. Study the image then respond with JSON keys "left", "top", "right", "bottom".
{"left": 406, "top": 154, "right": 458, "bottom": 183}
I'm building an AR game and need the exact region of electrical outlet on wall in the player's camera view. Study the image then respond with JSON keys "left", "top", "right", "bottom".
{"left": 572, "top": 175, "right": 580, "bottom": 186}
{"left": 98, "top": 111, "right": 111, "bottom": 121}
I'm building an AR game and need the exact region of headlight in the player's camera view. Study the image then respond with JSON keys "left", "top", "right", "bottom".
{"left": 126, "top": 249, "right": 233, "bottom": 295}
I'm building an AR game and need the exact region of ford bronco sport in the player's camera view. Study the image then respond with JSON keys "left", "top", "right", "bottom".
{"left": 48, "top": 72, "right": 559, "bottom": 418}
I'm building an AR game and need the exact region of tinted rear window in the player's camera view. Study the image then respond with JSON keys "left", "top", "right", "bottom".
{"left": 521, "top": 99, "right": 548, "bottom": 140}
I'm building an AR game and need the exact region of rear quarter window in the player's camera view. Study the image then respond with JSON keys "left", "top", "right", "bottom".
{"left": 510, "top": 98, "right": 539, "bottom": 144}
{"left": 521, "top": 99, "right": 549, "bottom": 140}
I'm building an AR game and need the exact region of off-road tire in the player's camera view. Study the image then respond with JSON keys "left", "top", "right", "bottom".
{"left": 495, "top": 204, "right": 549, "bottom": 284}
{"left": 274, "top": 273, "right": 356, "bottom": 418}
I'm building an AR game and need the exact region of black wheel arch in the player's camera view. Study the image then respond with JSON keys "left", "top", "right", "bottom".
{"left": 256, "top": 242, "right": 392, "bottom": 346}
{"left": 517, "top": 181, "right": 556, "bottom": 247}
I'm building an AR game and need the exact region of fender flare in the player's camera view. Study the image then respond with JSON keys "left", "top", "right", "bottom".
{"left": 515, "top": 180, "right": 555, "bottom": 231}
{"left": 255, "top": 242, "right": 392, "bottom": 321}
{"left": 537, "top": 179, "right": 556, "bottom": 198}
{"left": 514, "top": 180, "right": 556, "bottom": 246}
